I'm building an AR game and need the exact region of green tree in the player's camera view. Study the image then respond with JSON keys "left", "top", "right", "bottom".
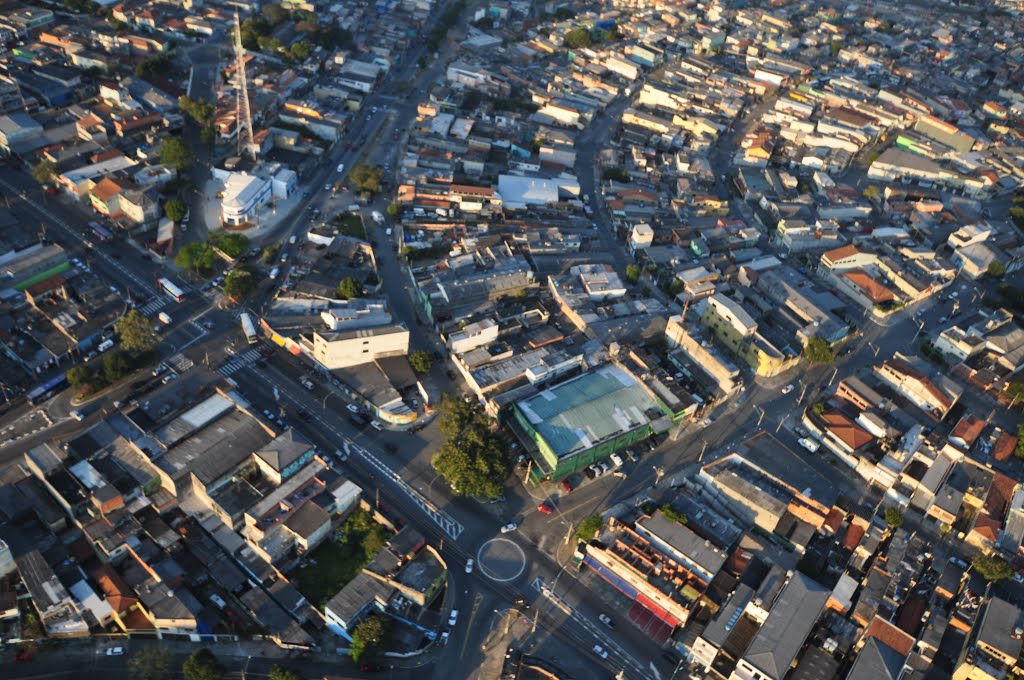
{"left": 804, "top": 337, "right": 834, "bottom": 364}
{"left": 1016, "top": 424, "right": 1024, "bottom": 458}
{"left": 115, "top": 309, "right": 159, "bottom": 353}
{"left": 262, "top": 243, "right": 282, "bottom": 264}
{"left": 409, "top": 349, "right": 433, "bottom": 375}
{"left": 182, "top": 648, "right": 225, "bottom": 680}
{"left": 67, "top": 365, "right": 92, "bottom": 387}
{"left": 349, "top": 164, "right": 384, "bottom": 195}
{"left": 223, "top": 266, "right": 258, "bottom": 300}
{"left": 988, "top": 261, "right": 1006, "bottom": 278}
{"left": 386, "top": 203, "right": 400, "bottom": 217}
{"left": 208, "top": 230, "right": 251, "bottom": 259}
{"left": 102, "top": 351, "right": 131, "bottom": 383}
{"left": 164, "top": 198, "right": 188, "bottom": 223}
{"left": 812, "top": 402, "right": 826, "bottom": 414}
{"left": 883, "top": 506, "right": 903, "bottom": 528}
{"left": 32, "top": 160, "right": 56, "bottom": 185}
{"left": 336, "top": 277, "right": 362, "bottom": 299}
{"left": 601, "top": 166, "right": 629, "bottom": 182}
{"left": 127, "top": 647, "right": 174, "bottom": 680}
{"left": 289, "top": 40, "right": 314, "bottom": 61}
{"left": 266, "top": 666, "right": 303, "bottom": 680}
{"left": 349, "top": 614, "right": 390, "bottom": 662}
{"left": 175, "top": 242, "right": 215, "bottom": 275}
{"left": 662, "top": 506, "right": 689, "bottom": 526}
{"left": 432, "top": 396, "right": 507, "bottom": 499}
{"left": 160, "top": 138, "right": 195, "bottom": 172}
{"left": 972, "top": 554, "right": 1013, "bottom": 582}
{"left": 361, "top": 527, "right": 387, "bottom": 560}
{"left": 862, "top": 185, "right": 881, "bottom": 201}
{"left": 576, "top": 514, "right": 602, "bottom": 541}
{"left": 625, "top": 264, "right": 640, "bottom": 284}
{"left": 563, "top": 28, "right": 592, "bottom": 49}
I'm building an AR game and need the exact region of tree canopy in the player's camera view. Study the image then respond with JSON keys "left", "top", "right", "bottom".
{"left": 127, "top": 647, "right": 173, "bottom": 680}
{"left": 102, "top": 351, "right": 132, "bottom": 383}
{"left": 164, "top": 198, "right": 188, "bottom": 223}
{"left": 223, "top": 265, "right": 258, "bottom": 300}
{"left": 576, "top": 514, "right": 602, "bottom": 541}
{"left": 564, "top": 28, "right": 592, "bottom": 49}
{"left": 883, "top": 506, "right": 903, "bottom": 528}
{"left": 988, "top": 261, "right": 1006, "bottom": 278}
{"left": 337, "top": 277, "right": 363, "bottom": 300}
{"left": 349, "top": 614, "right": 390, "bottom": 662}
{"left": 175, "top": 242, "right": 216, "bottom": 275}
{"left": 115, "top": 309, "right": 159, "bottom": 353}
{"left": 804, "top": 337, "right": 834, "bottom": 365}
{"left": 349, "top": 164, "right": 384, "bottom": 195}
{"left": 182, "top": 648, "right": 225, "bottom": 680}
{"left": 625, "top": 264, "right": 640, "bottom": 284}
{"left": 432, "top": 396, "right": 508, "bottom": 499}
{"left": 208, "top": 230, "right": 250, "bottom": 259}
{"left": 267, "top": 666, "right": 303, "bottom": 680}
{"left": 159, "top": 138, "right": 195, "bottom": 172}
{"left": 972, "top": 554, "right": 1013, "bottom": 582}
{"left": 409, "top": 350, "right": 433, "bottom": 375}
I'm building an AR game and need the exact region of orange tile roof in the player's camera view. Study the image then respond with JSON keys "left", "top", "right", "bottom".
{"left": 823, "top": 244, "right": 860, "bottom": 264}
{"left": 994, "top": 430, "right": 1019, "bottom": 462}
{"left": 865, "top": 615, "right": 915, "bottom": 657}
{"left": 841, "top": 523, "right": 865, "bottom": 551}
{"left": 91, "top": 564, "right": 138, "bottom": 614}
{"left": 821, "top": 412, "right": 875, "bottom": 450}
{"left": 91, "top": 177, "right": 126, "bottom": 202}
{"left": 884, "top": 359, "right": 953, "bottom": 411}
{"left": 949, "top": 415, "right": 985, "bottom": 449}
{"left": 843, "top": 270, "right": 895, "bottom": 303}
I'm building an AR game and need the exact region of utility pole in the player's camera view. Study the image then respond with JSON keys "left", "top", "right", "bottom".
{"left": 523, "top": 459, "right": 532, "bottom": 485}
{"left": 828, "top": 366, "right": 839, "bottom": 388}
{"left": 753, "top": 404, "right": 766, "bottom": 428}
{"left": 912, "top": 318, "right": 926, "bottom": 342}
{"left": 698, "top": 439, "right": 709, "bottom": 463}
{"left": 653, "top": 465, "right": 665, "bottom": 486}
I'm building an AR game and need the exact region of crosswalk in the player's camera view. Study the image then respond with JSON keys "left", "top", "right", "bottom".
{"left": 139, "top": 297, "right": 167, "bottom": 315}
{"left": 217, "top": 347, "right": 262, "bottom": 377}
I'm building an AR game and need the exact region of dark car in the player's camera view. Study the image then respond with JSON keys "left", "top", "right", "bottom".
{"left": 360, "top": 663, "right": 386, "bottom": 672}
{"left": 584, "top": 467, "right": 596, "bottom": 480}
{"left": 349, "top": 413, "right": 369, "bottom": 427}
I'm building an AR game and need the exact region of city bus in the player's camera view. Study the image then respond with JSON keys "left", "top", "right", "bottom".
{"left": 88, "top": 222, "right": 113, "bottom": 242}
{"left": 25, "top": 372, "right": 69, "bottom": 405}
{"left": 157, "top": 277, "right": 185, "bottom": 303}
{"left": 239, "top": 312, "right": 257, "bottom": 345}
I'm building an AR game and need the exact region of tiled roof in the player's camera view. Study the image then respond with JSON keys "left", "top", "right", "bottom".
{"left": 993, "top": 430, "right": 1018, "bottom": 462}
{"left": 949, "top": 414, "right": 985, "bottom": 448}
{"left": 822, "top": 244, "right": 860, "bottom": 264}
{"left": 821, "top": 412, "right": 875, "bottom": 450}
{"left": 843, "top": 270, "right": 895, "bottom": 303}
{"left": 90, "top": 176, "right": 127, "bottom": 202}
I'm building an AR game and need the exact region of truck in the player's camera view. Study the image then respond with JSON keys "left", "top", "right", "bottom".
{"left": 158, "top": 311, "right": 172, "bottom": 325}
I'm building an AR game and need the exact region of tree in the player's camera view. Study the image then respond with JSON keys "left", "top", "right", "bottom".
{"left": 625, "top": 264, "right": 640, "bottom": 284}
{"left": 223, "top": 265, "right": 258, "bottom": 300}
{"left": 662, "top": 506, "right": 689, "bottom": 526}
{"left": 862, "top": 185, "right": 881, "bottom": 202}
{"left": 349, "top": 164, "right": 384, "bottom": 195}
{"left": 182, "top": 648, "right": 225, "bottom": 680}
{"left": 164, "top": 198, "right": 188, "bottom": 223}
{"left": 1016, "top": 424, "right": 1024, "bottom": 458}
{"left": 386, "top": 203, "right": 400, "bottom": 217}
{"left": 31, "top": 160, "right": 56, "bottom": 185}
{"left": 267, "top": 666, "right": 303, "bottom": 680}
{"left": 128, "top": 647, "right": 174, "bottom": 680}
{"left": 432, "top": 396, "right": 507, "bottom": 499}
{"left": 883, "top": 506, "right": 903, "bottom": 528}
{"left": 336, "top": 277, "right": 362, "bottom": 300}
{"left": 262, "top": 243, "right": 282, "bottom": 264}
{"left": 988, "top": 261, "right": 1006, "bottom": 279}
{"left": 409, "top": 350, "right": 433, "bottom": 375}
{"left": 972, "top": 554, "right": 1013, "bottom": 582}
{"left": 563, "top": 28, "right": 592, "bottom": 49}
{"left": 804, "top": 337, "right": 834, "bottom": 364}
{"left": 67, "top": 365, "right": 92, "bottom": 387}
{"left": 601, "top": 166, "right": 629, "bottom": 182}
{"left": 349, "top": 614, "right": 390, "bottom": 662}
{"left": 289, "top": 40, "right": 314, "bottom": 61}
{"left": 160, "top": 138, "right": 195, "bottom": 172}
{"left": 102, "top": 351, "right": 131, "bottom": 383}
{"left": 812, "top": 402, "right": 826, "bottom": 414}
{"left": 576, "top": 514, "right": 602, "bottom": 541}
{"left": 115, "top": 309, "right": 159, "bottom": 353}
{"left": 208, "top": 230, "right": 250, "bottom": 259}
{"left": 261, "top": 3, "right": 288, "bottom": 25}
{"left": 175, "top": 242, "right": 215, "bottom": 275}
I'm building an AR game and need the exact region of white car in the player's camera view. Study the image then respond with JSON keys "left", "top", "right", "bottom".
{"left": 370, "top": 420, "right": 384, "bottom": 431}
{"left": 106, "top": 647, "right": 125, "bottom": 656}
{"left": 609, "top": 452, "right": 624, "bottom": 467}
{"left": 500, "top": 522, "right": 518, "bottom": 534}
{"left": 346, "top": 404, "right": 360, "bottom": 413}
{"left": 598, "top": 613, "right": 614, "bottom": 628}
{"left": 592, "top": 645, "right": 608, "bottom": 659}
{"left": 465, "top": 559, "right": 474, "bottom": 574}
{"left": 70, "top": 409, "right": 84, "bottom": 421}
{"left": 448, "top": 609, "right": 459, "bottom": 626}
{"left": 781, "top": 384, "right": 795, "bottom": 394}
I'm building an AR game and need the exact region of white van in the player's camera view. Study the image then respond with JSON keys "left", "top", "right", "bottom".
{"left": 269, "top": 267, "right": 280, "bottom": 280}
{"left": 97, "top": 338, "right": 115, "bottom": 352}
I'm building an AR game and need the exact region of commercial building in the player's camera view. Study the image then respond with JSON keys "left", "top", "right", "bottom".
{"left": 511, "top": 363, "right": 670, "bottom": 480}
{"left": 701, "top": 293, "right": 798, "bottom": 378}
{"left": 220, "top": 172, "right": 273, "bottom": 227}
{"left": 308, "top": 325, "right": 410, "bottom": 370}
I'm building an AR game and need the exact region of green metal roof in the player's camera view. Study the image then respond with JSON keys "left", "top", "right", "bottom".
{"left": 516, "top": 364, "right": 659, "bottom": 459}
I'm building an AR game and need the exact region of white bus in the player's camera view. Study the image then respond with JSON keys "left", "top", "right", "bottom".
{"left": 157, "top": 278, "right": 185, "bottom": 302}
{"left": 240, "top": 312, "right": 257, "bottom": 345}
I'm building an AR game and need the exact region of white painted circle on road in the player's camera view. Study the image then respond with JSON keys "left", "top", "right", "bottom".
{"left": 477, "top": 538, "right": 526, "bottom": 583}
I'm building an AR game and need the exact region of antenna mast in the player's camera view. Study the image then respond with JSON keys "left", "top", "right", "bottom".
{"left": 233, "top": 12, "right": 256, "bottom": 162}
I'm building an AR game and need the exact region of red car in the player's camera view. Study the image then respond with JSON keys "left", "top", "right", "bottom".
{"left": 537, "top": 501, "right": 554, "bottom": 515}
{"left": 560, "top": 480, "right": 573, "bottom": 493}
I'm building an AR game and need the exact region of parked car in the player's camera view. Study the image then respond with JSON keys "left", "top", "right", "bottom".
{"left": 346, "top": 403, "right": 360, "bottom": 413}
{"left": 537, "top": 501, "right": 554, "bottom": 515}
{"left": 370, "top": 420, "right": 384, "bottom": 431}
{"left": 597, "top": 613, "right": 614, "bottom": 628}
{"left": 584, "top": 467, "right": 597, "bottom": 480}
{"left": 609, "top": 452, "right": 624, "bottom": 467}
{"left": 106, "top": 647, "right": 125, "bottom": 656}
{"left": 465, "top": 559, "right": 474, "bottom": 574}
{"left": 448, "top": 610, "right": 459, "bottom": 626}
{"left": 500, "top": 522, "right": 518, "bottom": 534}
{"left": 781, "top": 384, "right": 795, "bottom": 394}
{"left": 560, "top": 479, "right": 573, "bottom": 493}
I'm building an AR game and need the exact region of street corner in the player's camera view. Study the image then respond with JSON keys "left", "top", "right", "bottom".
{"left": 476, "top": 537, "right": 527, "bottom": 583}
